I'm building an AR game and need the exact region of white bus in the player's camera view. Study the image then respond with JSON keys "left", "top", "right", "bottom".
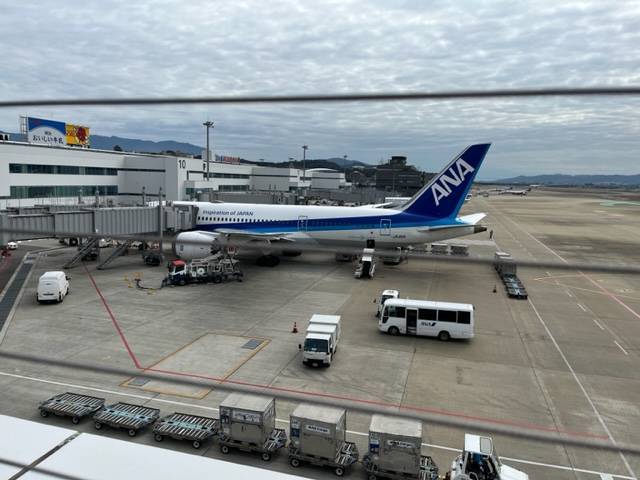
{"left": 378, "top": 298, "right": 474, "bottom": 341}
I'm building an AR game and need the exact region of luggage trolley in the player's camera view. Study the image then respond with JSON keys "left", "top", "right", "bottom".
{"left": 93, "top": 402, "right": 160, "bottom": 437}
{"left": 39, "top": 392, "right": 105, "bottom": 425}
{"left": 153, "top": 412, "right": 219, "bottom": 449}
{"left": 289, "top": 441, "right": 359, "bottom": 477}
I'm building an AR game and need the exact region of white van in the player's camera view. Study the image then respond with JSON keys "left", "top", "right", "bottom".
{"left": 379, "top": 298, "right": 474, "bottom": 341}
{"left": 375, "top": 289, "right": 399, "bottom": 317}
{"left": 37, "top": 271, "right": 70, "bottom": 304}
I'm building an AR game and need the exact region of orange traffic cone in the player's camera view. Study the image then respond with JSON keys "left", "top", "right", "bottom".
{"left": 292, "top": 322, "right": 298, "bottom": 333}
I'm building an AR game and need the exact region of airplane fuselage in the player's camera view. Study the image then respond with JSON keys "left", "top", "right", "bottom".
{"left": 188, "top": 202, "right": 480, "bottom": 248}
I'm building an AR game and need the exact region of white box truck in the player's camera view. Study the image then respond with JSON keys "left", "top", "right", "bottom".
{"left": 301, "top": 324, "right": 339, "bottom": 367}
{"left": 308, "top": 315, "right": 341, "bottom": 346}
{"left": 37, "top": 271, "right": 70, "bottom": 304}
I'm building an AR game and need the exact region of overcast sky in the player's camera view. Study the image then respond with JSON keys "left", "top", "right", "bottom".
{"left": 1, "top": 1, "right": 639, "bottom": 179}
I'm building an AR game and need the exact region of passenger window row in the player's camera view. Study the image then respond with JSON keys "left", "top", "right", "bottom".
{"left": 387, "top": 306, "right": 471, "bottom": 324}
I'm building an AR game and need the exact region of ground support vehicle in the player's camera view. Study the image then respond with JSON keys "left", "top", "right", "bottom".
{"left": 288, "top": 404, "right": 358, "bottom": 477}
{"left": 445, "top": 434, "right": 528, "bottom": 480}
{"left": 218, "top": 393, "right": 287, "bottom": 461}
{"left": 152, "top": 412, "right": 219, "bottom": 449}
{"left": 164, "top": 253, "right": 243, "bottom": 286}
{"left": 355, "top": 248, "right": 376, "bottom": 279}
{"left": 93, "top": 402, "right": 160, "bottom": 437}
{"left": 503, "top": 275, "right": 528, "bottom": 299}
{"left": 37, "top": 271, "right": 70, "bottom": 304}
{"left": 301, "top": 318, "right": 340, "bottom": 367}
{"left": 375, "top": 289, "right": 400, "bottom": 317}
{"left": 494, "top": 252, "right": 528, "bottom": 299}
{"left": 39, "top": 392, "right": 105, "bottom": 425}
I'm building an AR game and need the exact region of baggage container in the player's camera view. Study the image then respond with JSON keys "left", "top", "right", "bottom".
{"left": 218, "top": 393, "right": 286, "bottom": 461}
{"left": 289, "top": 404, "right": 358, "bottom": 476}
{"left": 364, "top": 415, "right": 439, "bottom": 479}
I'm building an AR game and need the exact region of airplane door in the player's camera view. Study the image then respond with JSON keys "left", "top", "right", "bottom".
{"left": 298, "top": 215, "right": 308, "bottom": 231}
{"left": 380, "top": 219, "right": 391, "bottom": 236}
{"left": 406, "top": 309, "right": 418, "bottom": 335}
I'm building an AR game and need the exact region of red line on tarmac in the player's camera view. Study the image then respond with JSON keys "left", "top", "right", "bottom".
{"left": 147, "top": 366, "right": 608, "bottom": 440}
{"left": 84, "top": 266, "right": 609, "bottom": 442}
{"left": 83, "top": 264, "right": 142, "bottom": 369}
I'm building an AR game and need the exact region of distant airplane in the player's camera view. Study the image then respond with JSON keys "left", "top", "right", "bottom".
{"left": 173, "top": 144, "right": 491, "bottom": 266}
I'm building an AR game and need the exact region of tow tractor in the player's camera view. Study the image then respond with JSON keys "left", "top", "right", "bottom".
{"left": 354, "top": 248, "right": 376, "bottom": 279}
{"left": 445, "top": 434, "right": 528, "bottom": 480}
{"left": 164, "top": 252, "right": 243, "bottom": 286}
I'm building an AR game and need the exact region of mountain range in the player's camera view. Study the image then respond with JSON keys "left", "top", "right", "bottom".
{"left": 1, "top": 132, "right": 372, "bottom": 168}
{"left": 496, "top": 174, "right": 640, "bottom": 186}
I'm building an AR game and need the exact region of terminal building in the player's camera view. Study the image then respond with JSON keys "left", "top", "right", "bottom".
{"left": 375, "top": 156, "right": 428, "bottom": 196}
{"left": 0, "top": 141, "right": 349, "bottom": 208}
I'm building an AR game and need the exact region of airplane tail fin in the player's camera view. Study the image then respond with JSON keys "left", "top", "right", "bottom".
{"left": 401, "top": 143, "right": 491, "bottom": 219}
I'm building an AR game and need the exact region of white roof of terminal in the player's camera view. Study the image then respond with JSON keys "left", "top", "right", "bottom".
{"left": 23, "top": 433, "right": 299, "bottom": 480}
{"left": 2, "top": 415, "right": 300, "bottom": 480}
{"left": 0, "top": 415, "right": 75, "bottom": 479}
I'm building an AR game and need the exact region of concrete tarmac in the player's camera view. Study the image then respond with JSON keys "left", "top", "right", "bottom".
{"left": 0, "top": 190, "right": 638, "bottom": 479}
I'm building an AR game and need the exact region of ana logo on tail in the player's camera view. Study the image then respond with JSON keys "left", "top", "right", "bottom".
{"left": 431, "top": 158, "right": 475, "bottom": 206}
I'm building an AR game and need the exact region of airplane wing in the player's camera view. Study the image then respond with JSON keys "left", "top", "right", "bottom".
{"left": 213, "top": 228, "right": 295, "bottom": 241}
{"left": 458, "top": 213, "right": 486, "bottom": 225}
{"left": 357, "top": 202, "right": 395, "bottom": 208}
{"left": 416, "top": 213, "right": 486, "bottom": 232}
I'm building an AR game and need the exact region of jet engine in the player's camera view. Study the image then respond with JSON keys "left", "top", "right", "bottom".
{"left": 172, "top": 231, "right": 220, "bottom": 260}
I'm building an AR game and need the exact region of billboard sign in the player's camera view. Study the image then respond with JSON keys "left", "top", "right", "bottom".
{"left": 27, "top": 117, "right": 67, "bottom": 146}
{"left": 66, "top": 124, "right": 90, "bottom": 146}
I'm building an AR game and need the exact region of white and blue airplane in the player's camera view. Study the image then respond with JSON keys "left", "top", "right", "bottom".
{"left": 173, "top": 143, "right": 491, "bottom": 265}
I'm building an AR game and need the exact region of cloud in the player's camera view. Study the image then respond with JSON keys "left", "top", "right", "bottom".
{"left": 1, "top": 0, "right": 639, "bottom": 177}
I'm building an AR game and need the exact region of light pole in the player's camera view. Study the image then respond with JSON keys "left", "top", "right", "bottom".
{"left": 302, "top": 145, "right": 308, "bottom": 184}
{"left": 203, "top": 121, "right": 214, "bottom": 181}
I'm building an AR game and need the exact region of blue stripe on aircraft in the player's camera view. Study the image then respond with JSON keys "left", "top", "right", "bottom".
{"left": 194, "top": 212, "right": 465, "bottom": 234}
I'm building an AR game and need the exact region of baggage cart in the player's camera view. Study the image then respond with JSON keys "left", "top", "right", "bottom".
{"left": 39, "top": 392, "right": 105, "bottom": 425}
{"left": 289, "top": 441, "right": 358, "bottom": 477}
{"left": 93, "top": 402, "right": 160, "bottom": 437}
{"left": 153, "top": 412, "right": 219, "bottom": 449}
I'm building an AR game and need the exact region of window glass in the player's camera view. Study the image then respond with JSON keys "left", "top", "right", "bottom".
{"left": 458, "top": 311, "right": 471, "bottom": 324}
{"left": 438, "top": 310, "right": 457, "bottom": 322}
{"left": 419, "top": 308, "right": 437, "bottom": 320}
{"left": 388, "top": 306, "right": 406, "bottom": 318}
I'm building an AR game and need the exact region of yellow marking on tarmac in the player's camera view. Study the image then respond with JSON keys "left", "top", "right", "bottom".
{"left": 218, "top": 338, "right": 271, "bottom": 383}
{"left": 121, "top": 333, "right": 271, "bottom": 398}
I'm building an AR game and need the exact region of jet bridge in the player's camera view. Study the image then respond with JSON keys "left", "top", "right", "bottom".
{"left": 0, "top": 205, "right": 196, "bottom": 246}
